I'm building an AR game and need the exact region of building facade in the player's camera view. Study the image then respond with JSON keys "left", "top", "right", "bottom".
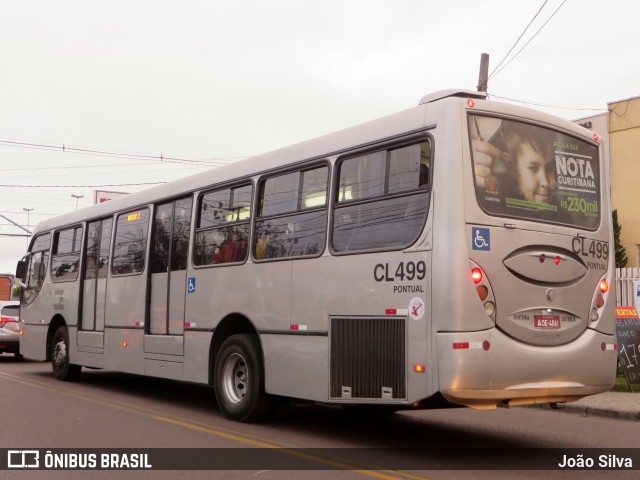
{"left": 575, "top": 95, "right": 640, "bottom": 267}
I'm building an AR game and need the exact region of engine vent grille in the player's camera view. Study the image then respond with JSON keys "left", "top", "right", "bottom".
{"left": 330, "top": 317, "right": 406, "bottom": 399}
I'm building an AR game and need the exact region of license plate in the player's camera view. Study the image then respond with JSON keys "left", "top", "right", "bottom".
{"left": 534, "top": 315, "right": 560, "bottom": 329}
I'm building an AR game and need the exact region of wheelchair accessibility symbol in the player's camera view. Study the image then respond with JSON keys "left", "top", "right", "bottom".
{"left": 187, "top": 277, "right": 196, "bottom": 293}
{"left": 472, "top": 227, "right": 490, "bottom": 251}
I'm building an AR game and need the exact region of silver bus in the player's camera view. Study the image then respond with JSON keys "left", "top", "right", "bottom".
{"left": 17, "top": 90, "right": 617, "bottom": 421}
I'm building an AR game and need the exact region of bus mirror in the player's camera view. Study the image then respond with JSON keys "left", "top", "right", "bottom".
{"left": 16, "top": 259, "right": 27, "bottom": 280}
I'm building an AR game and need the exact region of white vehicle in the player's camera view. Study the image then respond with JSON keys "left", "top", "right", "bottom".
{"left": 17, "top": 90, "right": 617, "bottom": 421}
{"left": 0, "top": 300, "right": 22, "bottom": 357}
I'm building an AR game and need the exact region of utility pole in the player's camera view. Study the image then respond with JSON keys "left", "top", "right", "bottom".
{"left": 477, "top": 53, "right": 489, "bottom": 93}
{"left": 23, "top": 208, "right": 33, "bottom": 247}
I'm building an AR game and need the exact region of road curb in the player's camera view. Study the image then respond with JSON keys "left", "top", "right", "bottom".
{"left": 530, "top": 397, "right": 640, "bottom": 422}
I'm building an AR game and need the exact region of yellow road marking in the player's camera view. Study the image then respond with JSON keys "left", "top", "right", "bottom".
{"left": 0, "top": 370, "right": 431, "bottom": 480}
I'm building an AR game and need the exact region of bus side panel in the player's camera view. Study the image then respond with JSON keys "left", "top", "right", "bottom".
{"left": 104, "top": 328, "right": 145, "bottom": 374}
{"left": 102, "top": 272, "right": 147, "bottom": 374}
{"left": 264, "top": 256, "right": 331, "bottom": 400}
{"left": 20, "top": 324, "right": 49, "bottom": 361}
{"left": 21, "top": 280, "right": 82, "bottom": 361}
{"left": 183, "top": 331, "right": 214, "bottom": 383}
{"left": 104, "top": 275, "right": 147, "bottom": 327}
{"left": 185, "top": 262, "right": 291, "bottom": 332}
{"left": 272, "top": 250, "right": 432, "bottom": 403}
{"left": 261, "top": 335, "right": 328, "bottom": 400}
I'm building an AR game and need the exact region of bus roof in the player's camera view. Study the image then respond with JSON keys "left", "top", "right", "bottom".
{"left": 31, "top": 90, "right": 599, "bottom": 237}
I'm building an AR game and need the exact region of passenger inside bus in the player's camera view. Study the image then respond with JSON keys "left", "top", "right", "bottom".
{"left": 213, "top": 232, "right": 247, "bottom": 264}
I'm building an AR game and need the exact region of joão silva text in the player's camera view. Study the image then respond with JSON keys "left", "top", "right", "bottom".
{"left": 558, "top": 454, "right": 632, "bottom": 469}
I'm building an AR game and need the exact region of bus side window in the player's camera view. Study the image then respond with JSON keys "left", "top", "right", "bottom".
{"left": 51, "top": 226, "right": 83, "bottom": 282}
{"left": 194, "top": 184, "right": 252, "bottom": 266}
{"left": 22, "top": 249, "right": 50, "bottom": 306}
{"left": 112, "top": 209, "right": 150, "bottom": 275}
{"left": 332, "top": 141, "right": 430, "bottom": 253}
{"left": 19, "top": 233, "right": 51, "bottom": 305}
{"left": 253, "top": 166, "right": 328, "bottom": 260}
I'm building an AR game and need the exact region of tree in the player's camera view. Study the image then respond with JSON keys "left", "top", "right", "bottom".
{"left": 613, "top": 209, "right": 628, "bottom": 268}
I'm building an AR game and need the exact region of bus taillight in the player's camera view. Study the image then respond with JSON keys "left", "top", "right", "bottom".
{"left": 477, "top": 285, "right": 489, "bottom": 301}
{"left": 599, "top": 280, "right": 609, "bottom": 293}
{"left": 590, "top": 274, "right": 610, "bottom": 322}
{"left": 470, "top": 261, "right": 496, "bottom": 321}
{"left": 471, "top": 268, "right": 483, "bottom": 283}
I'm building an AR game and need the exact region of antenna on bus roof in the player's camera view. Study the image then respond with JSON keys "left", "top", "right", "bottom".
{"left": 477, "top": 53, "right": 490, "bottom": 93}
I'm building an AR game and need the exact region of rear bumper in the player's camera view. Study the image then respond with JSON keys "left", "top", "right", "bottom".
{"left": 442, "top": 385, "right": 608, "bottom": 410}
{"left": 436, "top": 327, "right": 617, "bottom": 410}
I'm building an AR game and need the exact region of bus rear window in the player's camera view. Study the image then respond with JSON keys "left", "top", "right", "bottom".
{"left": 469, "top": 115, "right": 600, "bottom": 230}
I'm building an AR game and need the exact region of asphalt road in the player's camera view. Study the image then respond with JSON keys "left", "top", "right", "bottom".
{"left": 1, "top": 356, "right": 638, "bottom": 480}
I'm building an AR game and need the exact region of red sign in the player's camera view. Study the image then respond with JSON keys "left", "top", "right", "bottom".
{"left": 94, "top": 190, "right": 129, "bottom": 204}
{"left": 534, "top": 315, "right": 560, "bottom": 329}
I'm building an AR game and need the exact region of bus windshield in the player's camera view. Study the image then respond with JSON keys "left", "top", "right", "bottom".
{"left": 469, "top": 114, "right": 601, "bottom": 230}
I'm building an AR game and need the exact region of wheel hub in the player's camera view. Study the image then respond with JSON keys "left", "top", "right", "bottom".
{"left": 222, "top": 353, "right": 248, "bottom": 404}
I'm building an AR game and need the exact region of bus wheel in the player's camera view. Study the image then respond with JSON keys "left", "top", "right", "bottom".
{"left": 214, "top": 334, "right": 272, "bottom": 422}
{"left": 51, "top": 326, "right": 82, "bottom": 381}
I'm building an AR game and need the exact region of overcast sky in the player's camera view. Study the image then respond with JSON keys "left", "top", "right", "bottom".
{"left": 1, "top": 0, "right": 638, "bottom": 273}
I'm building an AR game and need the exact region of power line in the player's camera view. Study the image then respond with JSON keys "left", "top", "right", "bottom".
{"left": 489, "top": 0, "right": 567, "bottom": 81}
{"left": 0, "top": 182, "right": 165, "bottom": 188}
{"left": 0, "top": 138, "right": 246, "bottom": 167}
{"left": 489, "top": 1, "right": 549, "bottom": 78}
{"left": 490, "top": 94, "right": 607, "bottom": 112}
{"left": 0, "top": 162, "right": 159, "bottom": 172}
{"left": 0, "top": 210, "right": 57, "bottom": 217}
{"left": 4, "top": 164, "right": 206, "bottom": 179}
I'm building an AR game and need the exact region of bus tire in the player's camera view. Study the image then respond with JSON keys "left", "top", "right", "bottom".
{"left": 51, "top": 326, "right": 82, "bottom": 381}
{"left": 214, "top": 334, "right": 272, "bottom": 422}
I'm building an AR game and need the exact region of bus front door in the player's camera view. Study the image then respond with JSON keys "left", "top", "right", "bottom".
{"left": 79, "top": 218, "right": 112, "bottom": 348}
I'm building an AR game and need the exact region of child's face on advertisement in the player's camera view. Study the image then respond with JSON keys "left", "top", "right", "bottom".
{"left": 515, "top": 142, "right": 555, "bottom": 203}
